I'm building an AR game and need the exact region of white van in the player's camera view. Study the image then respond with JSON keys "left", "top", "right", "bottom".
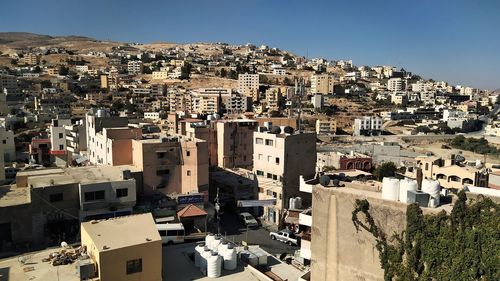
{"left": 156, "top": 223, "right": 185, "bottom": 245}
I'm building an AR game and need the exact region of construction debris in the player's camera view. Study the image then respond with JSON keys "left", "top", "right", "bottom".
{"left": 42, "top": 245, "right": 88, "bottom": 266}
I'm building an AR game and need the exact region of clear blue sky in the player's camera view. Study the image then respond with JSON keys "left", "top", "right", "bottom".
{"left": 1, "top": 0, "right": 499, "bottom": 90}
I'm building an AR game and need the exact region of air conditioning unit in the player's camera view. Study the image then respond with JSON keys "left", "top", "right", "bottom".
{"left": 76, "top": 259, "right": 96, "bottom": 280}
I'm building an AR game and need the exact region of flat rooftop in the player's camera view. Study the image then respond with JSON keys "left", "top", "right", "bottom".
{"left": 0, "top": 185, "right": 30, "bottom": 207}
{"left": 0, "top": 247, "right": 91, "bottom": 281}
{"left": 20, "top": 165, "right": 139, "bottom": 188}
{"left": 82, "top": 213, "right": 160, "bottom": 252}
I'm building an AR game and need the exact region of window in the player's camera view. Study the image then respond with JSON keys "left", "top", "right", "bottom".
{"left": 267, "top": 173, "right": 273, "bottom": 179}
{"left": 126, "top": 259, "right": 142, "bottom": 275}
{"left": 267, "top": 155, "right": 272, "bottom": 162}
{"left": 2, "top": 140, "right": 5, "bottom": 144}
{"left": 425, "top": 163, "right": 429, "bottom": 171}
{"left": 58, "top": 133, "right": 63, "bottom": 139}
{"left": 187, "top": 170, "right": 191, "bottom": 176}
{"left": 84, "top": 190, "right": 105, "bottom": 202}
{"left": 265, "top": 139, "right": 274, "bottom": 146}
{"left": 167, "top": 230, "right": 178, "bottom": 236}
{"left": 258, "top": 154, "right": 263, "bottom": 160}
{"left": 273, "top": 174, "right": 278, "bottom": 180}
{"left": 157, "top": 152, "right": 166, "bottom": 159}
{"left": 275, "top": 157, "right": 280, "bottom": 165}
{"left": 49, "top": 193, "right": 63, "bottom": 202}
{"left": 256, "top": 138, "right": 263, "bottom": 144}
{"left": 186, "top": 151, "right": 190, "bottom": 156}
{"left": 59, "top": 145, "right": 64, "bottom": 150}
{"left": 159, "top": 230, "right": 166, "bottom": 236}
{"left": 116, "top": 188, "right": 128, "bottom": 198}
{"left": 157, "top": 169, "right": 170, "bottom": 176}
{"left": 256, "top": 170, "right": 264, "bottom": 176}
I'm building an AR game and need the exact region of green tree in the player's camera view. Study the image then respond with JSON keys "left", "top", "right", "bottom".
{"left": 58, "top": 65, "right": 69, "bottom": 75}
{"left": 372, "top": 162, "right": 397, "bottom": 181}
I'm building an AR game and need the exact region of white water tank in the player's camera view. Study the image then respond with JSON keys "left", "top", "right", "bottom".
{"left": 217, "top": 240, "right": 228, "bottom": 256}
{"left": 399, "top": 179, "right": 418, "bottom": 203}
{"left": 207, "top": 251, "right": 222, "bottom": 278}
{"left": 200, "top": 246, "right": 211, "bottom": 275}
{"left": 289, "top": 197, "right": 296, "bottom": 209}
{"left": 211, "top": 235, "right": 222, "bottom": 251}
{"left": 195, "top": 242, "right": 206, "bottom": 268}
{"left": 205, "top": 233, "right": 215, "bottom": 250}
{"left": 223, "top": 244, "right": 237, "bottom": 270}
{"left": 382, "top": 177, "right": 400, "bottom": 201}
{"left": 422, "top": 179, "right": 440, "bottom": 208}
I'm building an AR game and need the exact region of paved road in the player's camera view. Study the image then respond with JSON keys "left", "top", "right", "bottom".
{"left": 217, "top": 212, "right": 299, "bottom": 256}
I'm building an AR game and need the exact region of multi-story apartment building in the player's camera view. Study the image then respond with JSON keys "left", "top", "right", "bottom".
{"left": 216, "top": 120, "right": 257, "bottom": 169}
{"left": 310, "top": 74, "right": 334, "bottom": 95}
{"left": 315, "top": 119, "right": 337, "bottom": 134}
{"left": 238, "top": 73, "right": 259, "bottom": 101}
{"left": 152, "top": 71, "right": 169, "bottom": 80}
{"left": 264, "top": 88, "right": 283, "bottom": 110}
{"left": 2, "top": 165, "right": 139, "bottom": 245}
{"left": 65, "top": 120, "right": 87, "bottom": 157}
{"left": 353, "top": 116, "right": 383, "bottom": 136}
{"left": 131, "top": 136, "right": 209, "bottom": 196}
{"left": 387, "top": 77, "right": 406, "bottom": 92}
{"left": 0, "top": 126, "right": 15, "bottom": 162}
{"left": 253, "top": 128, "right": 316, "bottom": 225}
{"left": 85, "top": 109, "right": 129, "bottom": 164}
{"left": 21, "top": 53, "right": 40, "bottom": 65}
{"left": 127, "top": 60, "right": 143, "bottom": 74}
{"left": 49, "top": 118, "right": 72, "bottom": 167}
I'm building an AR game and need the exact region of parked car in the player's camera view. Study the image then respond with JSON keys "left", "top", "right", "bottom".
{"left": 239, "top": 212, "right": 259, "bottom": 228}
{"left": 270, "top": 229, "right": 300, "bottom": 246}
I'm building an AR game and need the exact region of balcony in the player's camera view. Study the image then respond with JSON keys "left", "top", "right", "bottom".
{"left": 299, "top": 210, "right": 312, "bottom": 227}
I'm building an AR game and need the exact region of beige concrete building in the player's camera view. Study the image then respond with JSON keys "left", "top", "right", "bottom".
{"left": 311, "top": 74, "right": 334, "bottom": 95}
{"left": 315, "top": 119, "right": 337, "bottom": 134}
{"left": 217, "top": 120, "right": 257, "bottom": 169}
{"left": 253, "top": 130, "right": 316, "bottom": 225}
{"left": 264, "top": 88, "right": 283, "bottom": 110}
{"left": 132, "top": 135, "right": 209, "bottom": 196}
{"left": 21, "top": 53, "right": 40, "bottom": 65}
{"left": 405, "top": 155, "right": 488, "bottom": 189}
{"left": 81, "top": 213, "right": 162, "bottom": 281}
{"left": 238, "top": 73, "right": 259, "bottom": 101}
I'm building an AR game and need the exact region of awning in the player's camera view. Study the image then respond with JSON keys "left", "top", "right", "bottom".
{"left": 237, "top": 199, "right": 276, "bottom": 207}
{"left": 75, "top": 156, "right": 88, "bottom": 164}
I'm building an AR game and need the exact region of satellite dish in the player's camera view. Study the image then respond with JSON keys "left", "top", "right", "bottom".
{"left": 319, "top": 175, "right": 330, "bottom": 187}
{"left": 332, "top": 179, "right": 340, "bottom": 187}
{"left": 455, "top": 155, "right": 465, "bottom": 163}
{"left": 283, "top": 126, "right": 294, "bottom": 134}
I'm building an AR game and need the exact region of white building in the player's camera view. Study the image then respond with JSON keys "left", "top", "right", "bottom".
{"left": 272, "top": 68, "right": 286, "bottom": 75}
{"left": 353, "top": 116, "right": 383, "bottom": 136}
{"left": 387, "top": 78, "right": 406, "bottom": 92}
{"left": 49, "top": 118, "right": 72, "bottom": 167}
{"left": 144, "top": 112, "right": 161, "bottom": 120}
{"left": 127, "top": 60, "right": 143, "bottom": 74}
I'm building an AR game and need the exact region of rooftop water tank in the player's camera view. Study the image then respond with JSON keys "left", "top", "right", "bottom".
{"left": 223, "top": 244, "right": 237, "bottom": 270}
{"left": 205, "top": 234, "right": 215, "bottom": 250}
{"left": 399, "top": 179, "right": 418, "bottom": 203}
{"left": 422, "top": 179, "right": 440, "bottom": 208}
{"left": 200, "top": 246, "right": 211, "bottom": 275}
{"left": 211, "top": 235, "right": 222, "bottom": 251}
{"left": 207, "top": 251, "right": 222, "bottom": 278}
{"left": 195, "top": 242, "right": 205, "bottom": 268}
{"left": 382, "top": 177, "right": 400, "bottom": 201}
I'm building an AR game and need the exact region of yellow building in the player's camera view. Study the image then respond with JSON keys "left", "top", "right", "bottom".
{"left": 81, "top": 213, "right": 162, "bottom": 281}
